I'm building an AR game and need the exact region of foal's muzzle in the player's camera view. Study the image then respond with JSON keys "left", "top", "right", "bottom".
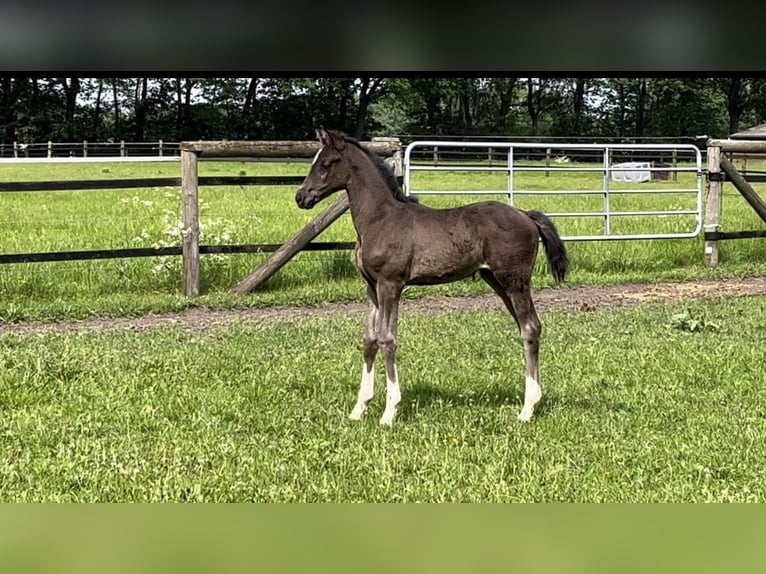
{"left": 295, "top": 187, "right": 317, "bottom": 209}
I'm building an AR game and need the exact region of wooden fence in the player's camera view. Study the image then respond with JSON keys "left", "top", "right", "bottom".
{"left": 0, "top": 138, "right": 403, "bottom": 296}
{"left": 179, "top": 138, "right": 402, "bottom": 296}
{"left": 704, "top": 138, "right": 766, "bottom": 266}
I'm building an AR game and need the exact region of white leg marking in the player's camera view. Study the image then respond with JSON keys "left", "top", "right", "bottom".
{"left": 518, "top": 374, "right": 542, "bottom": 422}
{"left": 349, "top": 363, "right": 374, "bottom": 420}
{"left": 379, "top": 366, "right": 401, "bottom": 427}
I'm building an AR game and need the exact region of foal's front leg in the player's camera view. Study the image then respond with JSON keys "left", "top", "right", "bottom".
{"left": 349, "top": 291, "right": 378, "bottom": 420}
{"left": 377, "top": 282, "right": 403, "bottom": 426}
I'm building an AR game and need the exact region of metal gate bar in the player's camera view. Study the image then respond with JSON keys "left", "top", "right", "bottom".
{"left": 403, "top": 141, "right": 704, "bottom": 241}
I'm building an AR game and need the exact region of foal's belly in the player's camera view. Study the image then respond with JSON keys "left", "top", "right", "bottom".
{"left": 407, "top": 256, "right": 487, "bottom": 285}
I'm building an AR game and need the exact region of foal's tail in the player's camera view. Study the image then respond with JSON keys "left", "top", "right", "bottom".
{"left": 527, "top": 210, "right": 569, "bottom": 284}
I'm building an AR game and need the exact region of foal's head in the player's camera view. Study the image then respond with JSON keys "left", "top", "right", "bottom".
{"left": 295, "top": 128, "right": 350, "bottom": 209}
{"left": 295, "top": 127, "right": 413, "bottom": 209}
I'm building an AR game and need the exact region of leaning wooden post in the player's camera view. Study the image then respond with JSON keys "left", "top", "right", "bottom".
{"left": 230, "top": 196, "right": 350, "bottom": 295}
{"left": 719, "top": 155, "right": 766, "bottom": 223}
{"left": 704, "top": 144, "right": 722, "bottom": 267}
{"left": 181, "top": 149, "right": 201, "bottom": 296}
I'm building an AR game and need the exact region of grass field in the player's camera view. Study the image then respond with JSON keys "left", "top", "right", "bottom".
{"left": 1, "top": 295, "right": 764, "bottom": 502}
{"left": 0, "top": 158, "right": 765, "bottom": 321}
{"left": 1, "top": 156, "right": 765, "bottom": 503}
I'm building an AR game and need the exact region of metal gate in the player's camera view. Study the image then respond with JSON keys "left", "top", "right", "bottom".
{"left": 403, "top": 141, "right": 704, "bottom": 241}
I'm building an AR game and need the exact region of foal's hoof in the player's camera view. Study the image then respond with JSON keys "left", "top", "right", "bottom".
{"left": 349, "top": 408, "right": 364, "bottom": 421}
{"left": 517, "top": 407, "right": 535, "bottom": 422}
{"left": 379, "top": 413, "right": 396, "bottom": 427}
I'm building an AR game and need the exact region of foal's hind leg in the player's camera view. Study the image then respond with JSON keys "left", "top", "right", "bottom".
{"left": 350, "top": 287, "right": 378, "bottom": 420}
{"left": 479, "top": 269, "right": 518, "bottom": 323}
{"left": 484, "top": 270, "right": 542, "bottom": 422}
{"left": 509, "top": 287, "right": 542, "bottom": 422}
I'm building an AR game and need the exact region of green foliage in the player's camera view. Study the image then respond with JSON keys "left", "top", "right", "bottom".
{"left": 669, "top": 310, "right": 720, "bottom": 333}
{"left": 0, "top": 295, "right": 764, "bottom": 502}
{"left": 2, "top": 77, "right": 766, "bottom": 144}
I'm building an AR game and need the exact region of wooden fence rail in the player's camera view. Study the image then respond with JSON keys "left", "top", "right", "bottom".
{"left": 179, "top": 138, "right": 402, "bottom": 296}
{"left": 704, "top": 138, "right": 766, "bottom": 266}
{"left": 0, "top": 137, "right": 403, "bottom": 297}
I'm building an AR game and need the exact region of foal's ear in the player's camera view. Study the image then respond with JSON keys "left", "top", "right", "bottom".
{"left": 316, "top": 127, "right": 345, "bottom": 151}
{"left": 316, "top": 127, "right": 330, "bottom": 147}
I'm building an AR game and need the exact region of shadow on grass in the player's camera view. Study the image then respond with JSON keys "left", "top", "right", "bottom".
{"left": 394, "top": 382, "right": 559, "bottom": 421}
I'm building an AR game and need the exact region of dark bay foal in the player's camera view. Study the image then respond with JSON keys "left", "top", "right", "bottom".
{"left": 296, "top": 128, "right": 569, "bottom": 425}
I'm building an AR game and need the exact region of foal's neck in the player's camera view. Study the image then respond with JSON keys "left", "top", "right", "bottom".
{"left": 345, "top": 145, "right": 399, "bottom": 233}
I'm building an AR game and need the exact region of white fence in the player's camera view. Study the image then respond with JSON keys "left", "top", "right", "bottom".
{"left": 0, "top": 140, "right": 180, "bottom": 159}
{"left": 403, "top": 140, "right": 704, "bottom": 241}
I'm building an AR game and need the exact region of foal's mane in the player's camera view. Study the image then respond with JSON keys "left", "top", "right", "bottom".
{"left": 339, "top": 133, "right": 418, "bottom": 204}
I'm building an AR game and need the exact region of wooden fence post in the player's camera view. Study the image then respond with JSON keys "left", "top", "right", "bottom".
{"left": 83, "top": 140, "right": 88, "bottom": 158}
{"left": 181, "top": 149, "right": 201, "bottom": 296}
{"left": 704, "top": 144, "right": 722, "bottom": 267}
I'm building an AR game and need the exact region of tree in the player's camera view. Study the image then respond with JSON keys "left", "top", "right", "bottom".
{"left": 0, "top": 77, "right": 27, "bottom": 145}
{"left": 133, "top": 77, "right": 149, "bottom": 141}
{"left": 60, "top": 77, "right": 81, "bottom": 141}
{"left": 717, "top": 77, "right": 754, "bottom": 135}
{"left": 526, "top": 78, "right": 559, "bottom": 136}
{"left": 353, "top": 77, "right": 386, "bottom": 138}
{"left": 91, "top": 78, "right": 104, "bottom": 139}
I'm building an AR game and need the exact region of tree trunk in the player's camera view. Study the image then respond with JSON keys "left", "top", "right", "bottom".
{"left": 526, "top": 78, "right": 540, "bottom": 135}
{"left": 0, "top": 77, "right": 15, "bottom": 145}
{"left": 112, "top": 78, "right": 121, "bottom": 138}
{"left": 337, "top": 78, "right": 352, "bottom": 133}
{"left": 497, "top": 78, "right": 517, "bottom": 126}
{"left": 725, "top": 77, "right": 749, "bottom": 135}
{"left": 134, "top": 77, "right": 148, "bottom": 141}
{"left": 635, "top": 78, "right": 646, "bottom": 139}
{"left": 29, "top": 78, "right": 40, "bottom": 141}
{"left": 461, "top": 92, "right": 472, "bottom": 129}
{"left": 572, "top": 78, "right": 585, "bottom": 135}
{"left": 175, "top": 78, "right": 183, "bottom": 140}
{"left": 241, "top": 77, "right": 258, "bottom": 136}
{"left": 92, "top": 78, "right": 103, "bottom": 137}
{"left": 354, "top": 77, "right": 383, "bottom": 139}
{"left": 61, "top": 77, "right": 80, "bottom": 140}
{"left": 353, "top": 78, "right": 371, "bottom": 139}
{"left": 182, "top": 78, "right": 195, "bottom": 139}
{"left": 617, "top": 82, "right": 626, "bottom": 139}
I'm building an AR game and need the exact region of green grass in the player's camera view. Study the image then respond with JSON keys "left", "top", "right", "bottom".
{"left": 1, "top": 295, "right": 764, "bottom": 502}
{"left": 1, "top": 159, "right": 765, "bottom": 322}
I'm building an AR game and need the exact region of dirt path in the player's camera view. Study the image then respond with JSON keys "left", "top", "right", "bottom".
{"left": 2, "top": 277, "right": 765, "bottom": 337}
